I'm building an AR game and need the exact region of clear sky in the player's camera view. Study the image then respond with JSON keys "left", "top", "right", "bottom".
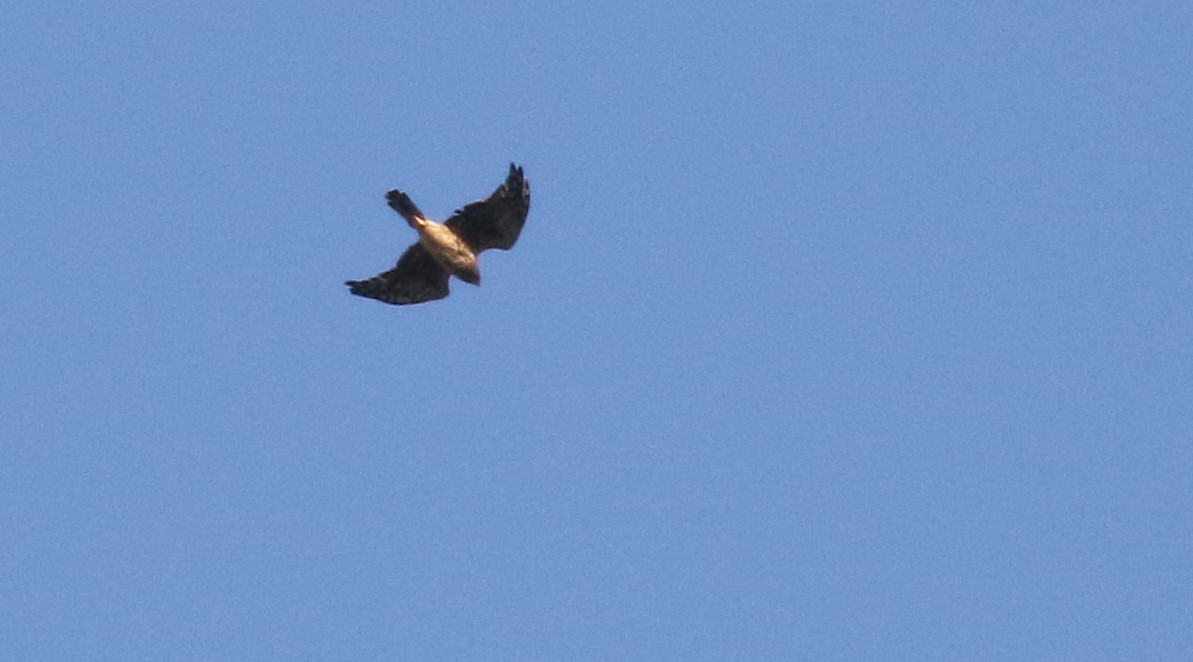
{"left": 2, "top": 1, "right": 1191, "bottom": 660}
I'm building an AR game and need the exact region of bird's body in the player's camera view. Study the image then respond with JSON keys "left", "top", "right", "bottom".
{"left": 399, "top": 199, "right": 481, "bottom": 284}
{"left": 346, "top": 163, "right": 530, "bottom": 305}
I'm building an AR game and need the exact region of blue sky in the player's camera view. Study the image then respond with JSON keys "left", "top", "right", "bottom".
{"left": 3, "top": 1, "right": 1191, "bottom": 659}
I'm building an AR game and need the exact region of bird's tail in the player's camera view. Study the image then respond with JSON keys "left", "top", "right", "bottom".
{"left": 385, "top": 189, "right": 428, "bottom": 227}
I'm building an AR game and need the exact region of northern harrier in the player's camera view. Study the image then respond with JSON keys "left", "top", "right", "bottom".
{"left": 346, "top": 163, "right": 531, "bottom": 305}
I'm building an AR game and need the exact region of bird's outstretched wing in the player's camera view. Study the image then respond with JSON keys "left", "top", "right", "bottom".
{"left": 345, "top": 242, "right": 449, "bottom": 305}
{"left": 445, "top": 163, "right": 531, "bottom": 253}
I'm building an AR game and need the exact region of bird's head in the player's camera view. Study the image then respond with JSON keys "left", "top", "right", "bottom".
{"left": 456, "top": 266, "right": 481, "bottom": 286}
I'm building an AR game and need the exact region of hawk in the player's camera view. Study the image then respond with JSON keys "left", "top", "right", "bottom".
{"left": 346, "top": 163, "right": 531, "bottom": 305}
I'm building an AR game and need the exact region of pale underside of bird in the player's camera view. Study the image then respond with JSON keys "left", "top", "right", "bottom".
{"left": 346, "top": 163, "right": 531, "bottom": 305}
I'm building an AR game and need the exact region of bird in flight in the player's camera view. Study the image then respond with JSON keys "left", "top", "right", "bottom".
{"left": 346, "top": 163, "right": 531, "bottom": 305}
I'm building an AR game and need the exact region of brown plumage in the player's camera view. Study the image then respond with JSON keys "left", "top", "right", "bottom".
{"left": 346, "top": 163, "right": 531, "bottom": 305}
